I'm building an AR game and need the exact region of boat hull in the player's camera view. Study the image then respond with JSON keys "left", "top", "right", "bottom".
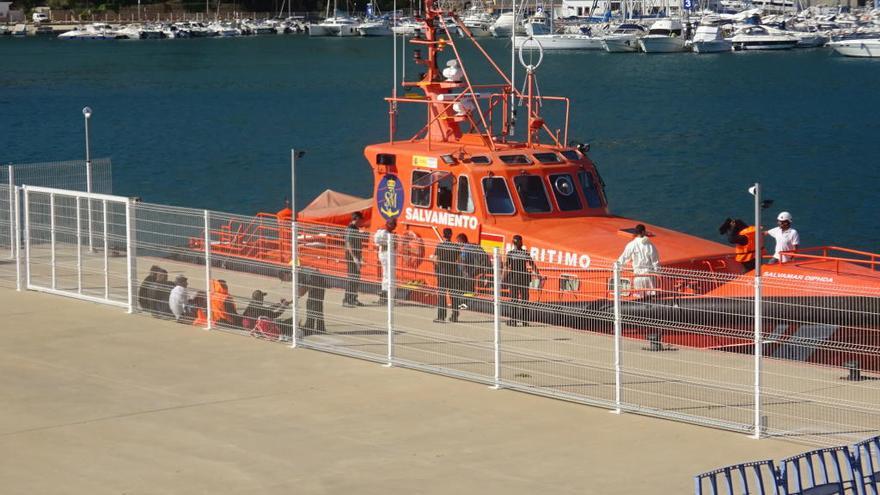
{"left": 692, "top": 39, "right": 733, "bottom": 53}
{"left": 515, "top": 34, "right": 604, "bottom": 50}
{"left": 602, "top": 35, "right": 641, "bottom": 53}
{"left": 828, "top": 40, "right": 880, "bottom": 58}
{"left": 639, "top": 35, "right": 686, "bottom": 53}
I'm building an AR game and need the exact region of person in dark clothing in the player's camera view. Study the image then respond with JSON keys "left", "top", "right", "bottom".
{"left": 720, "top": 218, "right": 758, "bottom": 272}
{"left": 138, "top": 265, "right": 173, "bottom": 317}
{"left": 502, "top": 235, "right": 540, "bottom": 326}
{"left": 152, "top": 268, "right": 174, "bottom": 318}
{"left": 433, "top": 228, "right": 461, "bottom": 323}
{"left": 241, "top": 289, "right": 291, "bottom": 323}
{"left": 297, "top": 267, "right": 327, "bottom": 336}
{"left": 455, "top": 233, "right": 489, "bottom": 309}
{"left": 343, "top": 212, "right": 366, "bottom": 307}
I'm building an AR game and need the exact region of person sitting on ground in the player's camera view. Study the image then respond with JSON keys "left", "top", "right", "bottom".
{"left": 241, "top": 290, "right": 291, "bottom": 328}
{"left": 168, "top": 275, "right": 192, "bottom": 322}
{"left": 191, "top": 291, "right": 209, "bottom": 327}
{"left": 137, "top": 265, "right": 163, "bottom": 314}
{"left": 210, "top": 279, "right": 241, "bottom": 327}
{"left": 152, "top": 268, "right": 174, "bottom": 318}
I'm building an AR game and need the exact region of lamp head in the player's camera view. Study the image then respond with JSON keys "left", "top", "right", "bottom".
{"left": 295, "top": 150, "right": 306, "bottom": 159}
{"left": 82, "top": 106, "right": 92, "bottom": 118}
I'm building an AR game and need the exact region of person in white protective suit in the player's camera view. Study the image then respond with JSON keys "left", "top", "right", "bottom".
{"left": 617, "top": 224, "right": 661, "bottom": 297}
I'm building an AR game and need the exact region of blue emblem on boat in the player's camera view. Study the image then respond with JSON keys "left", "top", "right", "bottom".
{"left": 377, "top": 174, "right": 404, "bottom": 220}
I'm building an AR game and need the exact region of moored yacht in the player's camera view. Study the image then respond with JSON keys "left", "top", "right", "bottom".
{"left": 601, "top": 23, "right": 647, "bottom": 52}
{"left": 461, "top": 3, "right": 494, "bottom": 37}
{"left": 490, "top": 11, "right": 525, "bottom": 37}
{"left": 828, "top": 37, "right": 880, "bottom": 57}
{"left": 691, "top": 24, "right": 733, "bottom": 53}
{"left": 730, "top": 25, "right": 798, "bottom": 50}
{"left": 639, "top": 18, "right": 686, "bottom": 53}
{"left": 57, "top": 23, "right": 125, "bottom": 39}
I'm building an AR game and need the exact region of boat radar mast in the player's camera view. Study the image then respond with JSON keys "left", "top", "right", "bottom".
{"left": 386, "top": 0, "right": 569, "bottom": 151}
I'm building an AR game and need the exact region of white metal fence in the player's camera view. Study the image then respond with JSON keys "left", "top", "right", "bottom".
{"left": 4, "top": 185, "right": 880, "bottom": 447}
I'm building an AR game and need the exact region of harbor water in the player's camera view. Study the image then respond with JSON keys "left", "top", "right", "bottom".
{"left": 2, "top": 35, "right": 879, "bottom": 251}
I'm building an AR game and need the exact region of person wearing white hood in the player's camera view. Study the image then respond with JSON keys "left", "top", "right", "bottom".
{"left": 617, "top": 224, "right": 661, "bottom": 297}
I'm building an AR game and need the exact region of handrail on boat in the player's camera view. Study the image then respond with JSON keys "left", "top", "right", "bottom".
{"left": 778, "top": 246, "right": 880, "bottom": 272}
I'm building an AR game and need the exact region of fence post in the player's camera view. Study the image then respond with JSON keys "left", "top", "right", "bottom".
{"left": 492, "top": 247, "right": 501, "bottom": 390}
{"left": 753, "top": 275, "right": 763, "bottom": 438}
{"left": 752, "top": 182, "right": 763, "bottom": 439}
{"left": 14, "top": 186, "right": 21, "bottom": 291}
{"left": 125, "top": 198, "right": 136, "bottom": 313}
{"left": 102, "top": 200, "right": 109, "bottom": 300}
{"left": 385, "top": 234, "right": 395, "bottom": 367}
{"left": 613, "top": 262, "right": 622, "bottom": 414}
{"left": 7, "top": 165, "right": 14, "bottom": 260}
{"left": 76, "top": 196, "right": 83, "bottom": 294}
{"left": 290, "top": 220, "right": 298, "bottom": 348}
{"left": 49, "top": 193, "right": 56, "bottom": 290}
{"left": 23, "top": 187, "right": 30, "bottom": 289}
{"left": 204, "top": 210, "right": 212, "bottom": 330}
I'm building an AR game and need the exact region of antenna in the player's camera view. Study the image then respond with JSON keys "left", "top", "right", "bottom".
{"left": 509, "top": 0, "right": 517, "bottom": 137}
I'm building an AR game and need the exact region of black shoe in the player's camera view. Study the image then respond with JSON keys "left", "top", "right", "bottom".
{"left": 353, "top": 301, "right": 366, "bottom": 307}
{"left": 433, "top": 318, "right": 446, "bottom": 323}
{"left": 448, "top": 316, "right": 458, "bottom": 323}
{"left": 342, "top": 302, "right": 355, "bottom": 308}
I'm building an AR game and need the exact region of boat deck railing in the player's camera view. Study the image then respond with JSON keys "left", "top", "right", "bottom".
{"left": 780, "top": 246, "right": 880, "bottom": 273}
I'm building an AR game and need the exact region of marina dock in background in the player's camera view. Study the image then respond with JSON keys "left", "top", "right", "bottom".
{"left": 0, "top": 288, "right": 808, "bottom": 494}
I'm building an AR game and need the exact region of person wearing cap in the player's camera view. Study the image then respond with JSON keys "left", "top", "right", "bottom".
{"left": 617, "top": 224, "right": 661, "bottom": 297}
{"left": 373, "top": 217, "right": 397, "bottom": 305}
{"left": 502, "top": 234, "right": 540, "bottom": 326}
{"left": 765, "top": 211, "right": 800, "bottom": 264}
{"left": 241, "top": 289, "right": 291, "bottom": 323}
{"left": 433, "top": 228, "right": 460, "bottom": 323}
{"left": 343, "top": 211, "right": 366, "bottom": 307}
{"left": 168, "top": 274, "right": 191, "bottom": 322}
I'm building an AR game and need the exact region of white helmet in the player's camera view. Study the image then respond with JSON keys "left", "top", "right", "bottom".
{"left": 777, "top": 211, "right": 792, "bottom": 222}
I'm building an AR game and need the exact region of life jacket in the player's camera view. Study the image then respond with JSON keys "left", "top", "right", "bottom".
{"left": 735, "top": 226, "right": 757, "bottom": 263}
{"left": 210, "top": 279, "right": 232, "bottom": 324}
{"left": 192, "top": 308, "right": 208, "bottom": 327}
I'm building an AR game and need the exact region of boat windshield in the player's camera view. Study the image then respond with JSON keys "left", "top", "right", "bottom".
{"left": 482, "top": 177, "right": 515, "bottom": 214}
{"left": 549, "top": 174, "right": 582, "bottom": 211}
{"left": 577, "top": 171, "right": 603, "bottom": 209}
{"left": 513, "top": 175, "right": 552, "bottom": 213}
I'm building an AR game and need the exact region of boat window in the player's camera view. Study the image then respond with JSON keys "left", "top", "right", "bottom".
{"left": 560, "top": 150, "right": 581, "bottom": 161}
{"left": 499, "top": 155, "right": 532, "bottom": 165}
{"left": 457, "top": 175, "right": 474, "bottom": 213}
{"left": 482, "top": 177, "right": 515, "bottom": 215}
{"left": 578, "top": 171, "right": 603, "bottom": 209}
{"left": 549, "top": 174, "right": 582, "bottom": 211}
{"left": 533, "top": 152, "right": 563, "bottom": 164}
{"left": 513, "top": 175, "right": 552, "bottom": 213}
{"left": 437, "top": 174, "right": 453, "bottom": 210}
{"left": 470, "top": 155, "right": 492, "bottom": 165}
{"left": 411, "top": 170, "right": 432, "bottom": 208}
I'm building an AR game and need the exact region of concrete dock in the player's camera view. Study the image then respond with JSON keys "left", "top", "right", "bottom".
{"left": 0, "top": 288, "right": 810, "bottom": 494}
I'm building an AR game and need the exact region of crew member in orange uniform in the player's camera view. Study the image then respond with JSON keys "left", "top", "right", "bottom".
{"left": 720, "top": 218, "right": 758, "bottom": 272}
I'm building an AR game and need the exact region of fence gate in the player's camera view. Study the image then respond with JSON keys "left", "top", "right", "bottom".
{"left": 23, "top": 186, "right": 134, "bottom": 309}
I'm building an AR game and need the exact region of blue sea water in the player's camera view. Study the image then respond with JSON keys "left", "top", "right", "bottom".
{"left": 2, "top": 36, "right": 879, "bottom": 251}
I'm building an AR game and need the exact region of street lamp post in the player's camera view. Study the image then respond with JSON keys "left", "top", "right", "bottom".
{"left": 290, "top": 149, "right": 305, "bottom": 348}
{"left": 83, "top": 107, "right": 94, "bottom": 252}
{"left": 749, "top": 183, "right": 763, "bottom": 438}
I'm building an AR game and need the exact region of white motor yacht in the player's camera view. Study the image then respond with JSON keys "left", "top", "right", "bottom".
{"left": 515, "top": 32, "right": 604, "bottom": 49}
{"left": 730, "top": 25, "right": 798, "bottom": 50}
{"left": 359, "top": 19, "right": 392, "bottom": 36}
{"left": 58, "top": 23, "right": 124, "bottom": 39}
{"left": 490, "top": 12, "right": 525, "bottom": 38}
{"left": 209, "top": 22, "right": 241, "bottom": 37}
{"left": 461, "top": 4, "right": 494, "bottom": 37}
{"left": 601, "top": 23, "right": 647, "bottom": 52}
{"left": 691, "top": 24, "right": 733, "bottom": 53}
{"left": 310, "top": 15, "right": 360, "bottom": 36}
{"left": 391, "top": 18, "right": 423, "bottom": 35}
{"left": 828, "top": 38, "right": 880, "bottom": 57}
{"left": 639, "top": 18, "right": 686, "bottom": 53}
